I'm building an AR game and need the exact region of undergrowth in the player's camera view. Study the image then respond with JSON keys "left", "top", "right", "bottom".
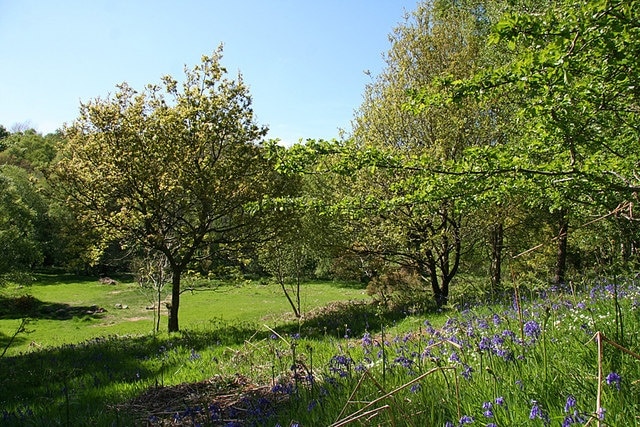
{"left": 1, "top": 277, "right": 639, "bottom": 426}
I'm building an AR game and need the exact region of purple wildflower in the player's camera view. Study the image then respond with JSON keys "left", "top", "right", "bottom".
{"left": 606, "top": 372, "right": 621, "bottom": 390}
{"left": 361, "top": 332, "right": 372, "bottom": 347}
{"left": 564, "top": 395, "right": 576, "bottom": 413}
{"left": 524, "top": 320, "right": 541, "bottom": 340}
{"left": 461, "top": 364, "right": 474, "bottom": 380}
{"left": 189, "top": 349, "right": 201, "bottom": 361}
{"left": 459, "top": 415, "right": 474, "bottom": 424}
{"left": 492, "top": 313, "right": 501, "bottom": 326}
{"left": 495, "top": 396, "right": 505, "bottom": 406}
{"left": 478, "top": 337, "right": 491, "bottom": 352}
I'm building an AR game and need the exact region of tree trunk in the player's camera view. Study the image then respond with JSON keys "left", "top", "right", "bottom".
{"left": 425, "top": 250, "right": 445, "bottom": 307}
{"left": 489, "top": 222, "right": 504, "bottom": 292}
{"left": 280, "top": 282, "right": 301, "bottom": 318}
{"left": 553, "top": 211, "right": 569, "bottom": 285}
{"left": 168, "top": 270, "right": 181, "bottom": 332}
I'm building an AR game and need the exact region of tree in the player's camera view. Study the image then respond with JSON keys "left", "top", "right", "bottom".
{"left": 412, "top": 0, "right": 640, "bottom": 275}
{"left": 343, "top": 0, "right": 511, "bottom": 306}
{"left": 0, "top": 125, "right": 9, "bottom": 148}
{"left": 55, "top": 47, "right": 279, "bottom": 332}
{"left": 0, "top": 166, "right": 43, "bottom": 276}
{"left": 134, "top": 248, "right": 171, "bottom": 333}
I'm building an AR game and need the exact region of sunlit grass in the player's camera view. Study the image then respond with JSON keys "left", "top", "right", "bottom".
{"left": 0, "top": 275, "right": 369, "bottom": 356}
{"left": 1, "top": 276, "right": 639, "bottom": 425}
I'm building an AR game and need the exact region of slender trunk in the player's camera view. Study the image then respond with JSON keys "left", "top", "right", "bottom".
{"left": 553, "top": 211, "right": 569, "bottom": 285}
{"left": 281, "top": 282, "right": 301, "bottom": 318}
{"left": 490, "top": 222, "right": 504, "bottom": 292}
{"left": 156, "top": 286, "right": 162, "bottom": 333}
{"left": 168, "top": 270, "right": 181, "bottom": 332}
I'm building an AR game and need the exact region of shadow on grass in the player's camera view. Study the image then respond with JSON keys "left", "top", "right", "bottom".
{"left": 275, "top": 299, "right": 440, "bottom": 340}
{"left": 0, "top": 329, "right": 28, "bottom": 353}
{"left": 0, "top": 295, "right": 107, "bottom": 320}
{"left": 0, "top": 298, "right": 441, "bottom": 424}
{"left": 30, "top": 272, "right": 133, "bottom": 286}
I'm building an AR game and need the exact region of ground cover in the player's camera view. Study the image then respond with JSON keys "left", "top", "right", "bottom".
{"left": 0, "top": 275, "right": 368, "bottom": 356}
{"left": 1, "top": 276, "right": 639, "bottom": 426}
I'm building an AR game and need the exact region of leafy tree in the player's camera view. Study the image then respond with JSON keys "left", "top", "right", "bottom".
{"left": 55, "top": 47, "right": 281, "bottom": 332}
{"left": 0, "top": 129, "right": 59, "bottom": 172}
{"left": 0, "top": 125, "right": 9, "bottom": 148}
{"left": 342, "top": 0, "right": 513, "bottom": 306}
{"left": 412, "top": 0, "right": 640, "bottom": 275}
{"left": 0, "top": 165, "right": 43, "bottom": 275}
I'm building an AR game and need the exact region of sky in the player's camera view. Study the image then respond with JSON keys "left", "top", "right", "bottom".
{"left": 0, "top": 0, "right": 418, "bottom": 145}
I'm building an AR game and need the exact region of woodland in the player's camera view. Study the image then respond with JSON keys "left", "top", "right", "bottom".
{"left": 2, "top": 1, "right": 640, "bottom": 425}
{"left": 1, "top": 0, "right": 639, "bottom": 332}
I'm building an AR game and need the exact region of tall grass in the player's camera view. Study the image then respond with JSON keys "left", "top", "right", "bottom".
{"left": 1, "top": 276, "right": 639, "bottom": 426}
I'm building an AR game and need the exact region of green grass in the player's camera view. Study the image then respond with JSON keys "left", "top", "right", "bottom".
{"left": 0, "top": 274, "right": 368, "bottom": 355}
{"left": 1, "top": 275, "right": 640, "bottom": 426}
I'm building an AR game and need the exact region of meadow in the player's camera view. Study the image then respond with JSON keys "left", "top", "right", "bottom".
{"left": 1, "top": 275, "right": 639, "bottom": 426}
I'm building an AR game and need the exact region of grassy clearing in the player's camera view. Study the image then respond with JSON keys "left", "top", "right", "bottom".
{"left": 1, "top": 276, "right": 640, "bottom": 426}
{"left": 0, "top": 275, "right": 368, "bottom": 356}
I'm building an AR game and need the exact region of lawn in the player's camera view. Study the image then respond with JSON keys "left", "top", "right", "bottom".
{"left": 0, "top": 274, "right": 369, "bottom": 356}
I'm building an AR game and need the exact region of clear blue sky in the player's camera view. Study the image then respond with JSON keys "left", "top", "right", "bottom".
{"left": 1, "top": 0, "right": 417, "bottom": 144}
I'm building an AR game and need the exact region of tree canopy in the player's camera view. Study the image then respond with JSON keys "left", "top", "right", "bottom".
{"left": 56, "top": 47, "right": 283, "bottom": 331}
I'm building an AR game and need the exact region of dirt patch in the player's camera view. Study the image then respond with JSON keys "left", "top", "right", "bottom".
{"left": 115, "top": 374, "right": 290, "bottom": 426}
{"left": 124, "top": 317, "right": 149, "bottom": 322}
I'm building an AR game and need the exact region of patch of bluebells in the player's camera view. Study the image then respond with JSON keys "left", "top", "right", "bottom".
{"left": 482, "top": 401, "right": 493, "bottom": 418}
{"left": 328, "top": 354, "right": 353, "bottom": 378}
{"left": 303, "top": 279, "right": 640, "bottom": 425}
{"left": 561, "top": 395, "right": 586, "bottom": 426}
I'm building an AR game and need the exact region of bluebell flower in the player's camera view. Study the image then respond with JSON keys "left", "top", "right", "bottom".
{"left": 461, "top": 364, "right": 474, "bottom": 380}
{"left": 524, "top": 320, "right": 541, "bottom": 340}
{"left": 478, "top": 337, "right": 491, "bottom": 352}
{"left": 495, "top": 396, "right": 505, "bottom": 406}
{"left": 361, "top": 332, "right": 372, "bottom": 347}
{"left": 459, "top": 415, "right": 474, "bottom": 424}
{"left": 492, "top": 313, "right": 501, "bottom": 326}
{"left": 529, "top": 400, "right": 543, "bottom": 420}
{"left": 606, "top": 372, "right": 621, "bottom": 390}
{"left": 394, "top": 356, "right": 413, "bottom": 369}
{"left": 564, "top": 395, "right": 576, "bottom": 413}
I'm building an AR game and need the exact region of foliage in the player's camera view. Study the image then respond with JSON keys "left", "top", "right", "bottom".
{"left": 411, "top": 0, "right": 640, "bottom": 246}
{"left": 55, "top": 46, "right": 284, "bottom": 331}
{"left": 0, "top": 166, "right": 43, "bottom": 275}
